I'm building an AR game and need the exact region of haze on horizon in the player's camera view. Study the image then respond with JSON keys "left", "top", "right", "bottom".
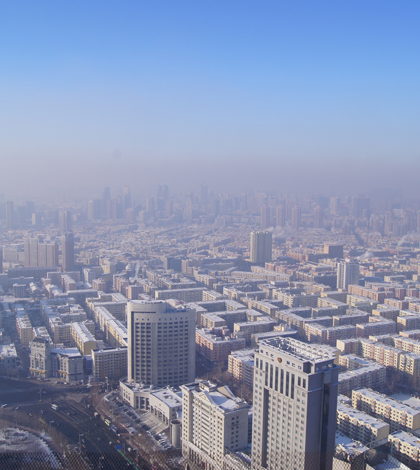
{"left": 0, "top": 1, "right": 419, "bottom": 202}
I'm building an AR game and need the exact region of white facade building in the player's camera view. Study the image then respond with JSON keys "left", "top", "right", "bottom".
{"left": 127, "top": 300, "right": 196, "bottom": 387}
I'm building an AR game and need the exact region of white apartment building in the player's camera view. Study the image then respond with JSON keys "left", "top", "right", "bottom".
{"left": 251, "top": 337, "right": 339, "bottom": 470}
{"left": 181, "top": 381, "right": 250, "bottom": 469}
{"left": 127, "top": 300, "right": 196, "bottom": 387}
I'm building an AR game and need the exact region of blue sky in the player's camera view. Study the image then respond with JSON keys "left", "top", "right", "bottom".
{"left": 0, "top": 1, "right": 419, "bottom": 200}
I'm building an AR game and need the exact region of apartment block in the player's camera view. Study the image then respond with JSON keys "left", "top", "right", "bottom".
{"left": 389, "top": 431, "right": 420, "bottom": 469}
{"left": 352, "top": 388, "right": 420, "bottom": 433}
{"left": 337, "top": 400, "right": 390, "bottom": 445}
{"left": 92, "top": 347, "right": 128, "bottom": 381}
{"left": 228, "top": 349, "right": 256, "bottom": 388}
{"left": 196, "top": 328, "right": 245, "bottom": 362}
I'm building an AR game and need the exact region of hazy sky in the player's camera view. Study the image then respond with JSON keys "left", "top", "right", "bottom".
{"left": 0, "top": 1, "right": 419, "bottom": 201}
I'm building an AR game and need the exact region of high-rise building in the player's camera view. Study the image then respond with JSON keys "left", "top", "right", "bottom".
{"left": 6, "top": 201, "right": 13, "bottom": 230}
{"left": 329, "top": 197, "right": 340, "bottom": 216}
{"left": 127, "top": 300, "right": 196, "bottom": 388}
{"left": 24, "top": 237, "right": 39, "bottom": 267}
{"left": 314, "top": 205, "right": 323, "bottom": 229}
{"left": 251, "top": 338, "right": 339, "bottom": 470}
{"left": 181, "top": 381, "right": 251, "bottom": 469}
{"left": 58, "top": 210, "right": 72, "bottom": 234}
{"left": 261, "top": 205, "right": 271, "bottom": 229}
{"left": 0, "top": 245, "right": 3, "bottom": 273}
{"left": 337, "top": 257, "right": 360, "bottom": 290}
{"left": 62, "top": 232, "right": 75, "bottom": 272}
{"left": 291, "top": 205, "right": 301, "bottom": 230}
{"left": 38, "top": 242, "right": 59, "bottom": 267}
{"left": 276, "top": 205, "right": 286, "bottom": 227}
{"left": 250, "top": 231, "right": 272, "bottom": 264}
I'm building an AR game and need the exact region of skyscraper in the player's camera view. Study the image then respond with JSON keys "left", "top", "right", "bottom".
{"left": 261, "top": 205, "right": 271, "bottom": 229}
{"left": 24, "top": 237, "right": 39, "bottom": 267}
{"left": 38, "top": 242, "right": 59, "bottom": 267}
{"left": 250, "top": 231, "right": 272, "bottom": 264}
{"left": 127, "top": 300, "right": 196, "bottom": 387}
{"left": 58, "top": 210, "right": 72, "bottom": 234}
{"left": 336, "top": 257, "right": 360, "bottom": 290}
{"left": 6, "top": 201, "right": 14, "bottom": 230}
{"left": 314, "top": 205, "right": 323, "bottom": 229}
{"left": 0, "top": 245, "right": 3, "bottom": 274}
{"left": 291, "top": 205, "right": 301, "bottom": 230}
{"left": 251, "top": 338, "right": 339, "bottom": 470}
{"left": 276, "top": 205, "right": 286, "bottom": 227}
{"left": 62, "top": 232, "right": 75, "bottom": 272}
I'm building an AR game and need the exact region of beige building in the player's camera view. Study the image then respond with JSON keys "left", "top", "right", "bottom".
{"left": 228, "top": 349, "right": 256, "bottom": 388}
{"left": 389, "top": 430, "right": 420, "bottom": 469}
{"left": 352, "top": 388, "right": 420, "bottom": 433}
{"left": 196, "top": 328, "right": 246, "bottom": 362}
{"left": 16, "top": 313, "right": 33, "bottom": 346}
{"left": 337, "top": 400, "right": 389, "bottom": 445}
{"left": 154, "top": 287, "right": 206, "bottom": 303}
{"left": 70, "top": 322, "right": 97, "bottom": 355}
{"left": 181, "top": 381, "right": 250, "bottom": 469}
{"left": 92, "top": 347, "right": 127, "bottom": 381}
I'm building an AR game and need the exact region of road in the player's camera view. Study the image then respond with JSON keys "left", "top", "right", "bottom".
{"left": 0, "top": 377, "right": 150, "bottom": 470}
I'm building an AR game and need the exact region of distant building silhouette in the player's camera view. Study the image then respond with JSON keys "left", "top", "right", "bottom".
{"left": 250, "top": 231, "right": 272, "bottom": 264}
{"left": 62, "top": 232, "right": 75, "bottom": 272}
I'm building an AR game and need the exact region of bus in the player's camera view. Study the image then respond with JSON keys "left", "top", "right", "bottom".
{"left": 51, "top": 404, "right": 58, "bottom": 410}
{"left": 104, "top": 418, "right": 111, "bottom": 427}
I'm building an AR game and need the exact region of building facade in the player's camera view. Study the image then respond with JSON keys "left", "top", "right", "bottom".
{"left": 127, "top": 300, "right": 196, "bottom": 387}
{"left": 251, "top": 337, "right": 339, "bottom": 470}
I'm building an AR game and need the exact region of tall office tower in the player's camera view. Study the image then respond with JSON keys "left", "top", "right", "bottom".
{"left": 58, "top": 210, "right": 72, "bottom": 234}
{"left": 314, "top": 205, "right": 323, "bottom": 229}
{"left": 162, "top": 184, "right": 169, "bottom": 201}
{"left": 336, "top": 257, "right": 360, "bottom": 290}
{"left": 181, "top": 381, "right": 251, "bottom": 469}
{"left": 418, "top": 212, "right": 420, "bottom": 234}
{"left": 276, "top": 205, "right": 286, "bottom": 227}
{"left": 250, "top": 231, "right": 272, "bottom": 264}
{"left": 24, "top": 237, "right": 39, "bottom": 267}
{"left": 291, "top": 205, "right": 301, "bottom": 230}
{"left": 261, "top": 205, "right": 271, "bottom": 229}
{"left": 61, "top": 232, "right": 75, "bottom": 272}
{"left": 87, "top": 200, "right": 101, "bottom": 221}
{"left": 127, "top": 300, "right": 196, "bottom": 387}
{"left": 200, "top": 184, "right": 208, "bottom": 205}
{"left": 38, "top": 242, "right": 59, "bottom": 267}
{"left": 0, "top": 245, "right": 3, "bottom": 273}
{"left": 329, "top": 197, "right": 340, "bottom": 216}
{"left": 251, "top": 338, "right": 339, "bottom": 470}
{"left": 6, "top": 201, "right": 13, "bottom": 229}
